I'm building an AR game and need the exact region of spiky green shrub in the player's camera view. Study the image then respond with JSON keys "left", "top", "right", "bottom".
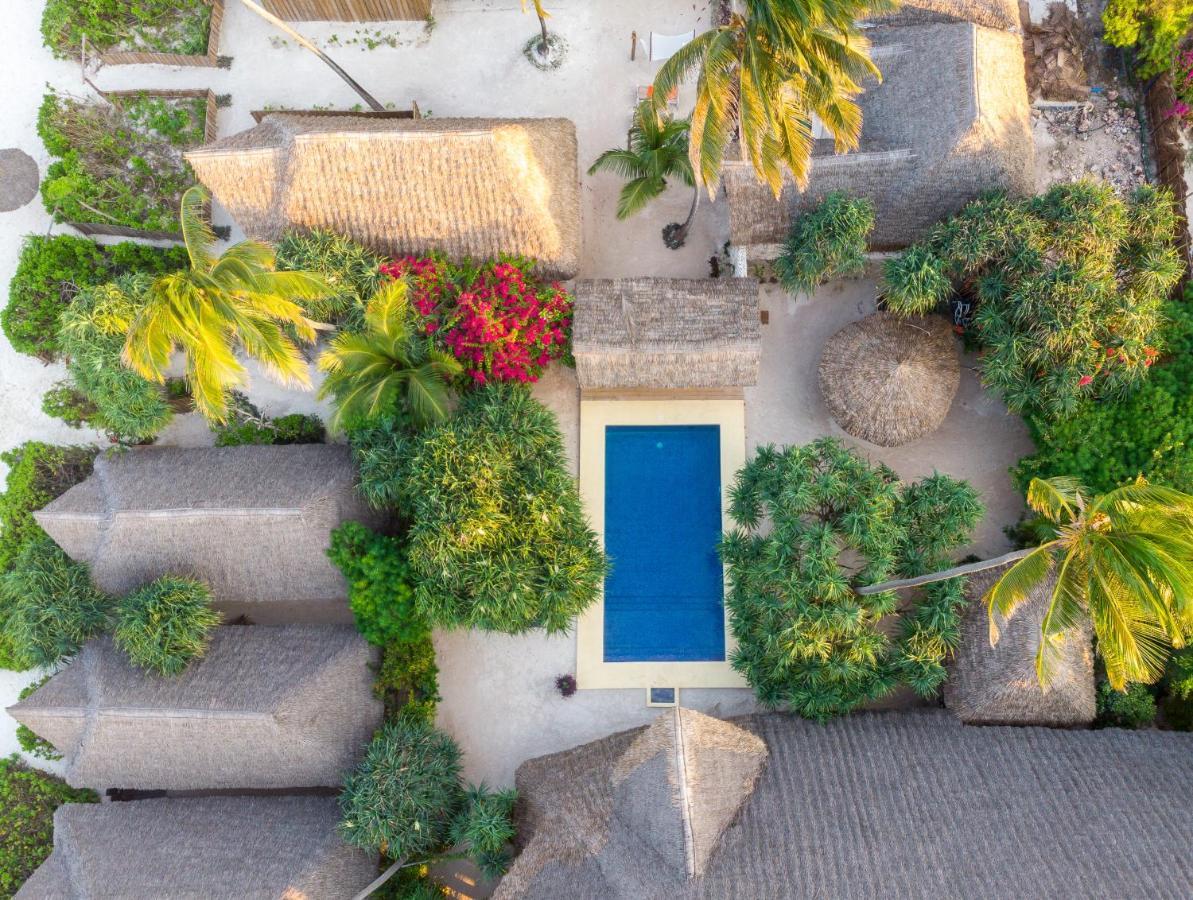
{"left": 328, "top": 522, "right": 423, "bottom": 647}
{"left": 399, "top": 384, "right": 606, "bottom": 633}
{"left": 775, "top": 192, "right": 874, "bottom": 295}
{"left": 275, "top": 229, "right": 385, "bottom": 326}
{"left": 15, "top": 676, "right": 61, "bottom": 762}
{"left": 211, "top": 394, "right": 325, "bottom": 447}
{"left": 350, "top": 413, "right": 414, "bottom": 511}
{"left": 720, "top": 439, "right": 982, "bottom": 721}
{"left": 373, "top": 636, "right": 440, "bottom": 727}
{"left": 882, "top": 182, "right": 1181, "bottom": 420}
{"left": 1, "top": 538, "right": 110, "bottom": 669}
{"left": 449, "top": 785, "right": 517, "bottom": 879}
{"left": 114, "top": 577, "right": 220, "bottom": 676}
{"left": 0, "top": 755, "right": 97, "bottom": 897}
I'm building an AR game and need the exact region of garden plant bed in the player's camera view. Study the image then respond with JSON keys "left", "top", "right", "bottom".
{"left": 41, "top": 89, "right": 219, "bottom": 241}
{"left": 43, "top": 0, "right": 224, "bottom": 68}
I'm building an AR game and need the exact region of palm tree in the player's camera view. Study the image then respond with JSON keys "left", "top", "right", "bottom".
{"left": 588, "top": 101, "right": 696, "bottom": 247}
{"left": 860, "top": 477, "right": 1193, "bottom": 691}
{"left": 652, "top": 0, "right": 893, "bottom": 198}
{"left": 122, "top": 186, "right": 334, "bottom": 424}
{"left": 317, "top": 277, "right": 461, "bottom": 432}
{"left": 522, "top": 0, "right": 554, "bottom": 62}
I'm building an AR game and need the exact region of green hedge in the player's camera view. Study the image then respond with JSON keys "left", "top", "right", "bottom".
{"left": 41, "top": 0, "right": 212, "bottom": 59}
{"left": 4, "top": 234, "right": 185, "bottom": 360}
{"left": 113, "top": 576, "right": 220, "bottom": 676}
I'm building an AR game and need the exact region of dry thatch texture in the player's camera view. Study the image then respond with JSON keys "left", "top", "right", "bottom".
{"left": 34, "top": 445, "right": 381, "bottom": 620}
{"left": 572, "top": 278, "right": 762, "bottom": 389}
{"left": 945, "top": 564, "right": 1096, "bottom": 726}
{"left": 869, "top": 0, "right": 1020, "bottom": 31}
{"left": 499, "top": 709, "right": 1193, "bottom": 899}
{"left": 818, "top": 312, "right": 959, "bottom": 447}
{"left": 15, "top": 796, "right": 376, "bottom": 899}
{"left": 724, "top": 22, "right": 1034, "bottom": 253}
{"left": 262, "top": 0, "right": 431, "bottom": 19}
{"left": 186, "top": 114, "right": 581, "bottom": 278}
{"left": 7, "top": 626, "right": 382, "bottom": 791}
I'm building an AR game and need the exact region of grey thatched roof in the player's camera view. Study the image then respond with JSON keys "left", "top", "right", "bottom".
{"left": 572, "top": 279, "right": 761, "bottom": 389}
{"left": 15, "top": 796, "right": 376, "bottom": 900}
{"left": 187, "top": 114, "right": 581, "bottom": 278}
{"left": 945, "top": 564, "right": 1096, "bottom": 726}
{"left": 34, "top": 445, "right": 380, "bottom": 619}
{"left": 724, "top": 22, "right": 1034, "bottom": 252}
{"left": 498, "top": 709, "right": 1193, "bottom": 899}
{"left": 7, "top": 625, "right": 381, "bottom": 791}
{"left": 869, "top": 0, "right": 1021, "bottom": 31}
{"left": 818, "top": 312, "right": 959, "bottom": 446}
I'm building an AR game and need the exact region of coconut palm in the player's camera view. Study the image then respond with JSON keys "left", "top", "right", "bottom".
{"left": 859, "top": 477, "right": 1193, "bottom": 691}
{"left": 523, "top": 0, "right": 553, "bottom": 61}
{"left": 317, "top": 277, "right": 461, "bottom": 432}
{"left": 588, "top": 101, "right": 697, "bottom": 247}
{"left": 122, "top": 186, "right": 334, "bottom": 423}
{"left": 651, "top": 0, "right": 893, "bottom": 198}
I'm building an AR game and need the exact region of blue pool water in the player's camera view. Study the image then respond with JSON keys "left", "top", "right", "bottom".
{"left": 603, "top": 425, "right": 725, "bottom": 662}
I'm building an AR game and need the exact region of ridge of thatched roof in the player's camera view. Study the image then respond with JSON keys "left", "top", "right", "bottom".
{"left": 34, "top": 445, "right": 381, "bottom": 619}
{"left": 7, "top": 625, "right": 382, "bottom": 791}
{"left": 186, "top": 114, "right": 581, "bottom": 278}
{"left": 724, "top": 22, "right": 1033, "bottom": 252}
{"left": 818, "top": 312, "right": 960, "bottom": 446}
{"left": 945, "top": 564, "right": 1096, "bottom": 726}
{"left": 499, "top": 709, "right": 1193, "bottom": 899}
{"left": 15, "top": 796, "right": 376, "bottom": 899}
{"left": 868, "top": 0, "right": 1021, "bottom": 31}
{"left": 572, "top": 278, "right": 762, "bottom": 389}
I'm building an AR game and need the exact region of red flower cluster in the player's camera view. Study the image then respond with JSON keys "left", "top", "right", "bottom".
{"left": 382, "top": 256, "right": 572, "bottom": 385}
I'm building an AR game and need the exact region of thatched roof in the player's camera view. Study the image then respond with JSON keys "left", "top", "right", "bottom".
{"left": 498, "top": 709, "right": 1193, "bottom": 899}
{"left": 869, "top": 0, "right": 1021, "bottom": 31}
{"left": 724, "top": 22, "right": 1034, "bottom": 253}
{"left": 945, "top": 564, "right": 1096, "bottom": 726}
{"left": 7, "top": 625, "right": 381, "bottom": 791}
{"left": 572, "top": 278, "right": 762, "bottom": 389}
{"left": 818, "top": 312, "right": 959, "bottom": 446}
{"left": 34, "top": 445, "right": 380, "bottom": 620}
{"left": 187, "top": 114, "right": 581, "bottom": 278}
{"left": 15, "top": 796, "right": 376, "bottom": 899}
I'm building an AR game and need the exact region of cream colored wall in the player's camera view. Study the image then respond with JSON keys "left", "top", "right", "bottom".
{"left": 577, "top": 399, "right": 747, "bottom": 690}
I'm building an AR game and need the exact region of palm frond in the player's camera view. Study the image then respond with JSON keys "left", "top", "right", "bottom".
{"left": 984, "top": 543, "right": 1055, "bottom": 644}
{"left": 178, "top": 186, "right": 217, "bottom": 274}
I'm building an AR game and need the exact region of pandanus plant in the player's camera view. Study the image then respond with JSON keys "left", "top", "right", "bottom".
{"left": 859, "top": 477, "right": 1193, "bottom": 691}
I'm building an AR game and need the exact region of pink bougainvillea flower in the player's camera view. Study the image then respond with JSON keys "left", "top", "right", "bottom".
{"left": 1077, "top": 375, "right": 1094, "bottom": 387}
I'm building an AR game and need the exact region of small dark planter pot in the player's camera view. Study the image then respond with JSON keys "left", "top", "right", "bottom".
{"left": 555, "top": 674, "right": 577, "bottom": 698}
{"left": 662, "top": 222, "right": 689, "bottom": 250}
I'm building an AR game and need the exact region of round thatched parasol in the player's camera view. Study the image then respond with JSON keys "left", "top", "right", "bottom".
{"left": 818, "top": 312, "right": 960, "bottom": 447}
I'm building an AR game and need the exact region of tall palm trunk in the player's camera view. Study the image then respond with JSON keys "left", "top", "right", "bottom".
{"left": 537, "top": 12, "right": 550, "bottom": 53}
{"left": 856, "top": 547, "right": 1036, "bottom": 596}
{"left": 662, "top": 186, "right": 700, "bottom": 249}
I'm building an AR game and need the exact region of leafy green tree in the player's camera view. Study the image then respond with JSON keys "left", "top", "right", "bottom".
{"left": 114, "top": 576, "right": 221, "bottom": 677}
{"left": 588, "top": 102, "right": 696, "bottom": 247}
{"left": 122, "top": 186, "right": 334, "bottom": 423}
{"left": 882, "top": 182, "right": 1181, "bottom": 419}
{"left": 399, "top": 384, "right": 606, "bottom": 634}
{"left": 317, "top": 278, "right": 461, "bottom": 432}
{"left": 327, "top": 522, "right": 425, "bottom": 648}
{"left": 1102, "top": 0, "right": 1193, "bottom": 77}
{"left": 721, "top": 439, "right": 981, "bottom": 721}
{"left": 1096, "top": 679, "right": 1157, "bottom": 728}
{"left": 651, "top": 0, "right": 892, "bottom": 196}
{"left": 775, "top": 192, "right": 874, "bottom": 294}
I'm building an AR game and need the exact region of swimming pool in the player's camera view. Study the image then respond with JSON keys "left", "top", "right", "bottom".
{"left": 603, "top": 424, "right": 726, "bottom": 662}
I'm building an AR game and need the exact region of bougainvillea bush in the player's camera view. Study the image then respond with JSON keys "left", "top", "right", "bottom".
{"left": 381, "top": 255, "right": 573, "bottom": 385}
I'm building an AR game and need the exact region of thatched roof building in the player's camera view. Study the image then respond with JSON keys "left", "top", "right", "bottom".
{"left": 497, "top": 709, "right": 1193, "bottom": 899}
{"left": 187, "top": 114, "right": 581, "bottom": 278}
{"left": 818, "top": 312, "right": 959, "bottom": 446}
{"left": 572, "top": 279, "right": 762, "bottom": 390}
{"left": 34, "top": 445, "right": 380, "bottom": 620}
{"left": 16, "top": 796, "right": 376, "bottom": 899}
{"left": 945, "top": 564, "right": 1096, "bottom": 726}
{"left": 7, "top": 625, "right": 381, "bottom": 791}
{"left": 870, "top": 0, "right": 1021, "bottom": 31}
{"left": 724, "top": 21, "right": 1033, "bottom": 254}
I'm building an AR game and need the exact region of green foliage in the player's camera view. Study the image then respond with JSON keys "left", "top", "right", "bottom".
{"left": 211, "top": 395, "right": 325, "bottom": 447}
{"left": 57, "top": 277, "right": 174, "bottom": 442}
{"left": 15, "top": 677, "right": 61, "bottom": 762}
{"left": 0, "top": 443, "right": 95, "bottom": 576}
{"left": 1095, "top": 679, "right": 1158, "bottom": 728}
{"left": 1, "top": 538, "right": 111, "bottom": 670}
{"left": 400, "top": 384, "right": 607, "bottom": 633}
{"left": 113, "top": 576, "right": 220, "bottom": 676}
{"left": 775, "top": 193, "right": 875, "bottom": 295}
{"left": 275, "top": 229, "right": 385, "bottom": 326}
{"left": 0, "top": 755, "right": 97, "bottom": 897}
{"left": 38, "top": 90, "right": 207, "bottom": 232}
{"left": 882, "top": 183, "right": 1182, "bottom": 419}
{"left": 1102, "top": 0, "right": 1193, "bottom": 78}
{"left": 374, "top": 635, "right": 441, "bottom": 727}
{"left": 4, "top": 233, "right": 184, "bottom": 360}
{"left": 41, "top": 0, "right": 212, "bottom": 58}
{"left": 720, "top": 439, "right": 982, "bottom": 721}
{"left": 328, "top": 522, "right": 424, "bottom": 647}
{"left": 1014, "top": 298, "right": 1193, "bottom": 495}
{"left": 349, "top": 413, "right": 414, "bottom": 511}
{"left": 587, "top": 101, "right": 693, "bottom": 220}
{"left": 449, "top": 785, "right": 517, "bottom": 879}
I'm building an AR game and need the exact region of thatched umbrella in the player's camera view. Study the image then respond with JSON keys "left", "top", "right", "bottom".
{"left": 818, "top": 312, "right": 960, "bottom": 447}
